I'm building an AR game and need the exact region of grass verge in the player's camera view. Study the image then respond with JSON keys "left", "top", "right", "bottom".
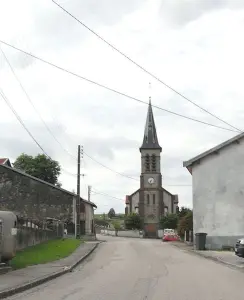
{"left": 11, "top": 238, "right": 82, "bottom": 269}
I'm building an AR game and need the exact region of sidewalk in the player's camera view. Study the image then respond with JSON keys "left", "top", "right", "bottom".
{"left": 172, "top": 241, "right": 244, "bottom": 270}
{"left": 0, "top": 241, "right": 100, "bottom": 299}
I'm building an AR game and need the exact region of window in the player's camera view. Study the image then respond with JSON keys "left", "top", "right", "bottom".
{"left": 147, "top": 194, "right": 150, "bottom": 205}
{"left": 145, "top": 154, "right": 150, "bottom": 172}
{"left": 151, "top": 154, "right": 156, "bottom": 172}
{"left": 153, "top": 194, "right": 155, "bottom": 205}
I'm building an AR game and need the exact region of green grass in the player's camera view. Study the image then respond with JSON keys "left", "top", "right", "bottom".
{"left": 11, "top": 238, "right": 82, "bottom": 269}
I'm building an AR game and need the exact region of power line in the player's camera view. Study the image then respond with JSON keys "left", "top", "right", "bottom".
{"left": 84, "top": 152, "right": 139, "bottom": 181}
{"left": 52, "top": 0, "right": 242, "bottom": 133}
{"left": 0, "top": 46, "right": 77, "bottom": 161}
{"left": 0, "top": 47, "right": 195, "bottom": 185}
{"left": 92, "top": 189, "right": 124, "bottom": 202}
{"left": 0, "top": 88, "right": 76, "bottom": 177}
{"left": 0, "top": 40, "right": 239, "bottom": 133}
{"left": 85, "top": 152, "right": 192, "bottom": 186}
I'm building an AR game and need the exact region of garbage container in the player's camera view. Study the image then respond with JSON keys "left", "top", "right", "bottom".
{"left": 195, "top": 232, "right": 207, "bottom": 250}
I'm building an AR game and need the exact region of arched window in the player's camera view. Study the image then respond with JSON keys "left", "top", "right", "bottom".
{"left": 151, "top": 154, "right": 156, "bottom": 172}
{"left": 147, "top": 194, "right": 150, "bottom": 205}
{"left": 145, "top": 154, "right": 150, "bottom": 172}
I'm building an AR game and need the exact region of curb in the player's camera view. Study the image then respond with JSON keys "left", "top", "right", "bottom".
{"left": 172, "top": 243, "right": 244, "bottom": 272}
{"left": 0, "top": 242, "right": 100, "bottom": 299}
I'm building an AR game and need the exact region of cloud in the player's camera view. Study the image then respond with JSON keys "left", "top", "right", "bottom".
{"left": 159, "top": 0, "right": 244, "bottom": 27}
{"left": 1, "top": 0, "right": 244, "bottom": 213}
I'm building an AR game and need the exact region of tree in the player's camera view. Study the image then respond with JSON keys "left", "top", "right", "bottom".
{"left": 177, "top": 210, "right": 193, "bottom": 238}
{"left": 13, "top": 153, "right": 61, "bottom": 186}
{"left": 159, "top": 213, "right": 178, "bottom": 230}
{"left": 94, "top": 218, "right": 109, "bottom": 227}
{"left": 177, "top": 206, "right": 191, "bottom": 219}
{"left": 124, "top": 213, "right": 142, "bottom": 230}
{"left": 108, "top": 208, "right": 116, "bottom": 219}
{"left": 112, "top": 220, "right": 121, "bottom": 236}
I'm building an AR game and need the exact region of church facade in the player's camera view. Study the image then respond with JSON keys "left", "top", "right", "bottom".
{"left": 125, "top": 100, "right": 179, "bottom": 238}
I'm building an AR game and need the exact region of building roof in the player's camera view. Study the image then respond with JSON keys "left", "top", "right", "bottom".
{"left": 129, "top": 189, "right": 140, "bottom": 198}
{"left": 0, "top": 164, "right": 97, "bottom": 208}
{"left": 140, "top": 99, "right": 162, "bottom": 151}
{"left": 0, "top": 158, "right": 12, "bottom": 167}
{"left": 183, "top": 131, "right": 244, "bottom": 169}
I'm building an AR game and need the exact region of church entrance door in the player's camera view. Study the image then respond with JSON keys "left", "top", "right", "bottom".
{"left": 144, "top": 223, "right": 157, "bottom": 238}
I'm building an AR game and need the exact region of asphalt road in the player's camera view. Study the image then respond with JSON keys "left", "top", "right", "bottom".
{"left": 6, "top": 235, "right": 244, "bottom": 300}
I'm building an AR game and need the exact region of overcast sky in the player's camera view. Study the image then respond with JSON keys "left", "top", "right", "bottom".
{"left": 1, "top": 0, "right": 244, "bottom": 213}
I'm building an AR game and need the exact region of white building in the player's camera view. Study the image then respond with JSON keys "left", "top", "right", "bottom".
{"left": 183, "top": 132, "right": 244, "bottom": 249}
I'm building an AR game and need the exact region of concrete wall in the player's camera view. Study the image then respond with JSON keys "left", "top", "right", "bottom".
{"left": 192, "top": 138, "right": 244, "bottom": 249}
{"left": 101, "top": 229, "right": 165, "bottom": 239}
{"left": 16, "top": 225, "right": 62, "bottom": 251}
{"left": 158, "top": 229, "right": 164, "bottom": 238}
{"left": 101, "top": 229, "right": 142, "bottom": 238}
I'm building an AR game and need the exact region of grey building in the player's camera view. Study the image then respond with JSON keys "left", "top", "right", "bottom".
{"left": 183, "top": 132, "right": 244, "bottom": 249}
{"left": 0, "top": 162, "right": 96, "bottom": 236}
{"left": 126, "top": 100, "right": 178, "bottom": 238}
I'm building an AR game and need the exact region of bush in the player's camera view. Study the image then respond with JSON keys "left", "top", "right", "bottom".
{"left": 94, "top": 219, "right": 109, "bottom": 227}
{"left": 124, "top": 213, "right": 142, "bottom": 230}
{"left": 159, "top": 213, "right": 178, "bottom": 230}
{"left": 112, "top": 220, "right": 121, "bottom": 236}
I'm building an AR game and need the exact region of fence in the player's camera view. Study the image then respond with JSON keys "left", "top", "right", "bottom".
{"left": 16, "top": 217, "right": 64, "bottom": 251}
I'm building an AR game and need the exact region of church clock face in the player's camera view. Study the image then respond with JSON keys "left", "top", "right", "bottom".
{"left": 148, "top": 177, "right": 155, "bottom": 184}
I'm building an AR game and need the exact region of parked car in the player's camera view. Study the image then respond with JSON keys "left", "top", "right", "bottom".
{"left": 162, "top": 233, "right": 180, "bottom": 242}
{"left": 235, "top": 238, "right": 244, "bottom": 258}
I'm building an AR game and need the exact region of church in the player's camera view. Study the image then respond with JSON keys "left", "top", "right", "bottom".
{"left": 125, "top": 99, "right": 179, "bottom": 238}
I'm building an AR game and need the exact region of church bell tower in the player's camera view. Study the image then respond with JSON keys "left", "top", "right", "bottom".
{"left": 139, "top": 98, "right": 163, "bottom": 237}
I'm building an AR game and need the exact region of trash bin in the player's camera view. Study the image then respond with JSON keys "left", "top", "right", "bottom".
{"left": 195, "top": 232, "right": 207, "bottom": 250}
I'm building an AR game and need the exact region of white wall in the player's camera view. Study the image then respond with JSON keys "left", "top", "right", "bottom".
{"left": 85, "top": 204, "right": 94, "bottom": 234}
{"left": 192, "top": 138, "right": 244, "bottom": 245}
{"left": 101, "top": 229, "right": 142, "bottom": 238}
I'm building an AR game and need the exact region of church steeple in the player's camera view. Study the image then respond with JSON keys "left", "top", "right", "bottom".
{"left": 140, "top": 98, "right": 162, "bottom": 152}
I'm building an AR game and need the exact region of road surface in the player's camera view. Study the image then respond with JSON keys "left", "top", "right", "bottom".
{"left": 6, "top": 235, "right": 244, "bottom": 300}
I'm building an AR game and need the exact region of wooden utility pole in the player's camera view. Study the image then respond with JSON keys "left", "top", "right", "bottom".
{"left": 76, "top": 145, "right": 81, "bottom": 239}
{"left": 88, "top": 185, "right": 91, "bottom": 202}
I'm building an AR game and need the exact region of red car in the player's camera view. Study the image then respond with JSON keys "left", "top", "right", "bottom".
{"left": 162, "top": 233, "right": 180, "bottom": 242}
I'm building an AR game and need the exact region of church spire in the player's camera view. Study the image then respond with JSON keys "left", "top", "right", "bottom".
{"left": 140, "top": 97, "right": 162, "bottom": 152}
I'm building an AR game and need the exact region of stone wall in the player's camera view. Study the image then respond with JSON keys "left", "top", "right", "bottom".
{"left": 0, "top": 165, "right": 74, "bottom": 221}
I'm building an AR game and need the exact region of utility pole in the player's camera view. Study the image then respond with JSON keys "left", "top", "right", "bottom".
{"left": 88, "top": 185, "right": 91, "bottom": 202}
{"left": 76, "top": 145, "right": 81, "bottom": 239}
